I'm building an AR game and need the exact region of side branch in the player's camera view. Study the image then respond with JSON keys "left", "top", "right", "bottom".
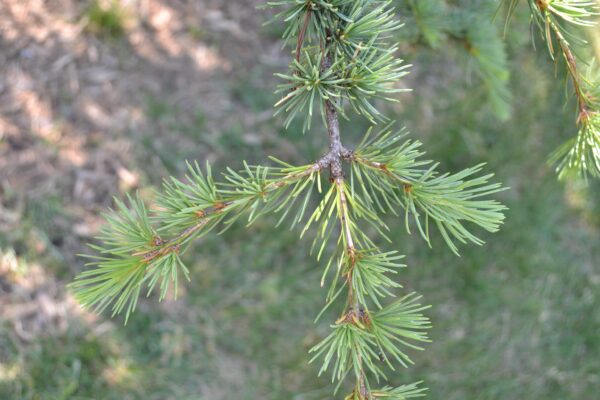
{"left": 550, "top": 19, "right": 589, "bottom": 118}
{"left": 134, "top": 203, "right": 231, "bottom": 263}
{"left": 534, "top": 3, "right": 595, "bottom": 120}
{"left": 145, "top": 163, "right": 322, "bottom": 256}
{"left": 70, "top": 161, "right": 324, "bottom": 320}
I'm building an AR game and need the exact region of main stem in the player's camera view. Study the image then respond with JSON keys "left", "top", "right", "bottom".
{"left": 327, "top": 100, "right": 345, "bottom": 179}
{"left": 320, "top": 51, "right": 352, "bottom": 178}
{"left": 321, "top": 47, "right": 369, "bottom": 398}
{"left": 293, "top": 9, "right": 367, "bottom": 394}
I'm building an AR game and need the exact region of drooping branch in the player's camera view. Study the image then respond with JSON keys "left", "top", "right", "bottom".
{"left": 529, "top": 0, "right": 600, "bottom": 178}
{"left": 531, "top": 0, "right": 598, "bottom": 118}
{"left": 548, "top": 18, "right": 590, "bottom": 118}
{"left": 148, "top": 163, "right": 322, "bottom": 251}
{"left": 70, "top": 162, "right": 323, "bottom": 319}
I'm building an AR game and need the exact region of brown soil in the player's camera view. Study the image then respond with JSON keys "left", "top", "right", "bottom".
{"left": 0, "top": 0, "right": 280, "bottom": 339}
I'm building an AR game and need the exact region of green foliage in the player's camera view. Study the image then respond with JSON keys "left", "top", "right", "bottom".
{"left": 347, "top": 250, "right": 405, "bottom": 309}
{"left": 68, "top": 196, "right": 193, "bottom": 323}
{"left": 153, "top": 161, "right": 221, "bottom": 232}
{"left": 268, "top": 0, "right": 401, "bottom": 49}
{"left": 551, "top": 112, "right": 600, "bottom": 178}
{"left": 527, "top": 0, "right": 599, "bottom": 33}
{"left": 369, "top": 382, "right": 428, "bottom": 399}
{"left": 275, "top": 51, "right": 347, "bottom": 131}
{"left": 70, "top": 161, "right": 320, "bottom": 322}
{"left": 369, "top": 293, "right": 431, "bottom": 369}
{"left": 309, "top": 294, "right": 430, "bottom": 388}
{"left": 273, "top": 1, "right": 410, "bottom": 131}
{"left": 351, "top": 125, "right": 507, "bottom": 254}
{"left": 71, "top": 1, "right": 512, "bottom": 398}
{"left": 309, "top": 321, "right": 381, "bottom": 384}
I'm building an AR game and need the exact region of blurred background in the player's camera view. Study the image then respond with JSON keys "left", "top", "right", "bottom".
{"left": 0, "top": 1, "right": 599, "bottom": 399}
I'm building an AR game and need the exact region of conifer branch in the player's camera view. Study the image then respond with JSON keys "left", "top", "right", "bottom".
{"left": 72, "top": 2, "right": 510, "bottom": 398}
{"left": 70, "top": 162, "right": 322, "bottom": 321}
{"left": 512, "top": 0, "right": 600, "bottom": 179}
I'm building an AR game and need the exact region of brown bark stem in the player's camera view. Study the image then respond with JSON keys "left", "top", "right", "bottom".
{"left": 320, "top": 41, "right": 369, "bottom": 399}
{"left": 547, "top": 17, "right": 590, "bottom": 120}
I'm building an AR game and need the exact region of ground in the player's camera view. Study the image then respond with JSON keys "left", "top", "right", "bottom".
{"left": 0, "top": 1, "right": 599, "bottom": 399}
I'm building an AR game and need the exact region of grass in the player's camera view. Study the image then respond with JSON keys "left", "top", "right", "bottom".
{"left": 85, "top": 0, "right": 127, "bottom": 39}
{"left": 1, "top": 8, "right": 599, "bottom": 400}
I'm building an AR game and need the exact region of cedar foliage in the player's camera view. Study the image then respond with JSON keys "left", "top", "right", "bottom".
{"left": 71, "top": 1, "right": 599, "bottom": 398}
